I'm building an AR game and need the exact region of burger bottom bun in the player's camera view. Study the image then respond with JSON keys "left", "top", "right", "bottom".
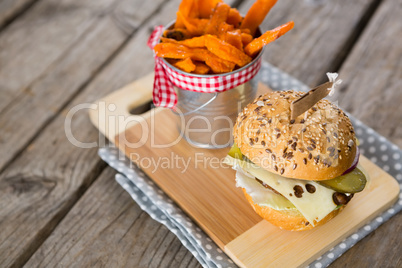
{"left": 242, "top": 189, "right": 345, "bottom": 231}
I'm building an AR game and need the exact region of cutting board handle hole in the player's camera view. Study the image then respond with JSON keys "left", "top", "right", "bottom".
{"left": 129, "top": 100, "right": 153, "bottom": 115}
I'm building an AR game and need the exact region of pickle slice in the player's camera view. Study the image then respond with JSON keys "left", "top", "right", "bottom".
{"left": 318, "top": 168, "right": 367, "bottom": 193}
{"left": 228, "top": 143, "right": 243, "bottom": 160}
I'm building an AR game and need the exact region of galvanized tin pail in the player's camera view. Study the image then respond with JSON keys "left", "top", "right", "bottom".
{"left": 160, "top": 22, "right": 263, "bottom": 149}
{"left": 174, "top": 76, "right": 259, "bottom": 148}
{"left": 165, "top": 53, "right": 262, "bottom": 149}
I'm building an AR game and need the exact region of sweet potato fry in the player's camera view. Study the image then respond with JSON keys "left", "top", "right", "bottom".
{"left": 154, "top": 0, "right": 294, "bottom": 74}
{"left": 180, "top": 36, "right": 206, "bottom": 47}
{"left": 192, "top": 48, "right": 236, "bottom": 73}
{"left": 160, "top": 37, "right": 181, "bottom": 45}
{"left": 223, "top": 30, "right": 243, "bottom": 50}
{"left": 198, "top": 0, "right": 222, "bottom": 18}
{"left": 240, "top": 28, "right": 251, "bottom": 34}
{"left": 161, "top": 35, "right": 205, "bottom": 48}
{"left": 193, "top": 62, "right": 211, "bottom": 74}
{"left": 162, "top": 34, "right": 251, "bottom": 66}
{"left": 155, "top": 43, "right": 235, "bottom": 73}
{"left": 173, "top": 58, "right": 196, "bottom": 73}
{"left": 204, "top": 34, "right": 252, "bottom": 66}
{"left": 163, "top": 28, "right": 191, "bottom": 41}
{"left": 218, "top": 22, "right": 235, "bottom": 38}
{"left": 204, "top": 2, "right": 231, "bottom": 35}
{"left": 154, "top": 43, "right": 192, "bottom": 59}
{"left": 226, "top": 8, "right": 242, "bottom": 27}
{"left": 177, "top": 12, "right": 208, "bottom": 36}
{"left": 175, "top": 0, "right": 199, "bottom": 28}
{"left": 161, "top": 36, "right": 205, "bottom": 47}
{"left": 240, "top": 0, "right": 278, "bottom": 36}
{"left": 241, "top": 32, "right": 253, "bottom": 47}
{"left": 244, "top": 21, "right": 294, "bottom": 57}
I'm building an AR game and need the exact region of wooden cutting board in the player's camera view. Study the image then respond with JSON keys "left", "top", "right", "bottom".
{"left": 89, "top": 73, "right": 400, "bottom": 268}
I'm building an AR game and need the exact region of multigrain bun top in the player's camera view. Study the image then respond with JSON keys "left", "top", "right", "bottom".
{"left": 233, "top": 90, "right": 357, "bottom": 181}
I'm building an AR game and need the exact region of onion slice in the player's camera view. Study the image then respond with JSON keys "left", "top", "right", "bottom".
{"left": 342, "top": 147, "right": 360, "bottom": 175}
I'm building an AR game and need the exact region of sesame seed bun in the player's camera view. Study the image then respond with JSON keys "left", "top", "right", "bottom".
{"left": 242, "top": 189, "right": 345, "bottom": 231}
{"left": 233, "top": 91, "right": 357, "bottom": 181}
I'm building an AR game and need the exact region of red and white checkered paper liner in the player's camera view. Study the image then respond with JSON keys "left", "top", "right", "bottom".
{"left": 147, "top": 25, "right": 262, "bottom": 109}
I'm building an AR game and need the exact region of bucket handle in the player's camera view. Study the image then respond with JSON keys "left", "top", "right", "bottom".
{"left": 171, "top": 92, "right": 218, "bottom": 116}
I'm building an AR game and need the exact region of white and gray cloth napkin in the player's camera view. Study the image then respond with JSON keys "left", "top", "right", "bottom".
{"left": 98, "top": 62, "right": 402, "bottom": 268}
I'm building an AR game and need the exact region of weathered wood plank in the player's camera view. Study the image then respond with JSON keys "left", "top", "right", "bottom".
{"left": 0, "top": 0, "right": 166, "bottom": 172}
{"left": 0, "top": 0, "right": 39, "bottom": 28}
{"left": 0, "top": 0, "right": 115, "bottom": 110}
{"left": 0, "top": 17, "right": 125, "bottom": 171}
{"left": 0, "top": 0, "right": 190, "bottom": 266}
{"left": 24, "top": 167, "right": 201, "bottom": 268}
{"left": 0, "top": 0, "right": 120, "bottom": 171}
{"left": 330, "top": 0, "right": 402, "bottom": 266}
{"left": 238, "top": 0, "right": 381, "bottom": 87}
{"left": 335, "top": 0, "right": 402, "bottom": 148}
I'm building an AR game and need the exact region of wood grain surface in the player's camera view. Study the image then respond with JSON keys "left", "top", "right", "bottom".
{"left": 0, "top": 0, "right": 38, "bottom": 28}
{"left": 25, "top": 167, "right": 201, "bottom": 268}
{"left": 238, "top": 0, "right": 383, "bottom": 87}
{"left": 0, "top": 0, "right": 401, "bottom": 267}
{"left": 331, "top": 0, "right": 402, "bottom": 266}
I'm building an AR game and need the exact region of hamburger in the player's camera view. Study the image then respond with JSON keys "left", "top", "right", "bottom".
{"left": 224, "top": 90, "right": 367, "bottom": 231}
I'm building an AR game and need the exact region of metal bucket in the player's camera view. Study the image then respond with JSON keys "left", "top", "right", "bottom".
{"left": 161, "top": 22, "right": 263, "bottom": 149}
{"left": 174, "top": 75, "right": 259, "bottom": 148}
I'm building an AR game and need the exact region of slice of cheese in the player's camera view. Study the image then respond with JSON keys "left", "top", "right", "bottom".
{"left": 226, "top": 156, "right": 337, "bottom": 226}
{"left": 235, "top": 168, "right": 297, "bottom": 211}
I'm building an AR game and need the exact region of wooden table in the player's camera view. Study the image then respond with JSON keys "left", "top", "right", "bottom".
{"left": 0, "top": 0, "right": 401, "bottom": 267}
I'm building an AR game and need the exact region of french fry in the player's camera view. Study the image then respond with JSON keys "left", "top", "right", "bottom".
{"left": 160, "top": 37, "right": 180, "bottom": 44}
{"left": 154, "top": 43, "right": 235, "bottom": 73}
{"left": 156, "top": 0, "right": 294, "bottom": 74}
{"left": 154, "top": 43, "right": 192, "bottom": 59}
{"left": 198, "top": 0, "right": 222, "bottom": 18}
{"left": 240, "top": 0, "right": 278, "bottom": 36}
{"left": 223, "top": 30, "right": 243, "bottom": 50}
{"left": 244, "top": 21, "right": 294, "bottom": 57}
{"left": 226, "top": 8, "right": 242, "bottom": 27}
{"left": 204, "top": 3, "right": 231, "bottom": 35}
{"left": 193, "top": 62, "right": 211, "bottom": 74}
{"left": 241, "top": 32, "right": 253, "bottom": 47}
{"left": 240, "top": 28, "right": 251, "bottom": 34}
{"left": 192, "top": 49, "right": 236, "bottom": 73}
{"left": 218, "top": 22, "right": 235, "bottom": 38}
{"left": 175, "top": 0, "right": 199, "bottom": 28}
{"left": 163, "top": 28, "right": 191, "bottom": 41}
{"left": 161, "top": 36, "right": 205, "bottom": 48}
{"left": 162, "top": 34, "right": 251, "bottom": 66}
{"left": 177, "top": 11, "right": 208, "bottom": 36}
{"left": 180, "top": 35, "right": 207, "bottom": 47}
{"left": 173, "top": 58, "right": 197, "bottom": 73}
{"left": 204, "top": 35, "right": 252, "bottom": 66}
